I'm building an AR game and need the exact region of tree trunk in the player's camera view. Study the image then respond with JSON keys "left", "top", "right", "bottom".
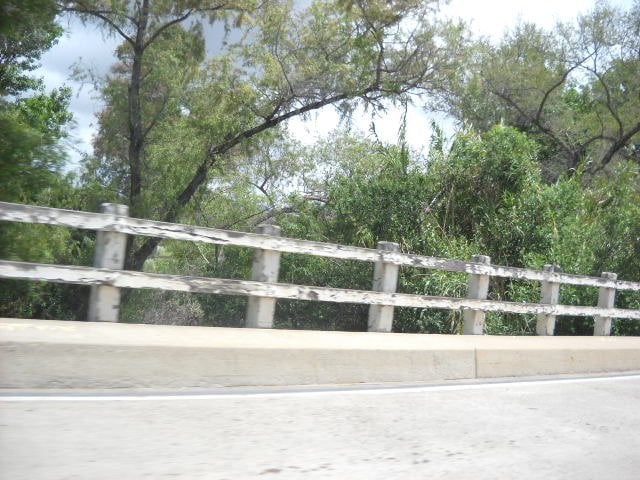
{"left": 127, "top": 0, "right": 149, "bottom": 219}
{"left": 123, "top": 1, "right": 149, "bottom": 271}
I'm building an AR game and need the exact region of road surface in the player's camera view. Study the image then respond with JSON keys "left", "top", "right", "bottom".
{"left": 2, "top": 374, "right": 640, "bottom": 479}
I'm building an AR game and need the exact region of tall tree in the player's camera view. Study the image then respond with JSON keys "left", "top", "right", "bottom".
{"left": 62, "top": 0, "right": 466, "bottom": 271}
{"left": 445, "top": 1, "right": 640, "bottom": 179}
{"left": 0, "top": 87, "right": 73, "bottom": 202}
{"left": 1, "top": 0, "right": 72, "bottom": 202}
{"left": 58, "top": 0, "right": 242, "bottom": 215}
{"left": 0, "top": 0, "right": 90, "bottom": 320}
{"left": 1, "top": 0, "right": 62, "bottom": 95}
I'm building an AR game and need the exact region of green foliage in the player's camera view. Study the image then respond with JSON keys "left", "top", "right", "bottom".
{"left": 114, "top": 125, "right": 638, "bottom": 335}
{"left": 3, "top": 0, "right": 638, "bottom": 336}
{"left": 327, "top": 148, "right": 427, "bottom": 249}
{"left": 84, "top": 23, "right": 208, "bottom": 207}
{"left": 275, "top": 256, "right": 371, "bottom": 332}
{"left": 267, "top": 127, "right": 639, "bottom": 335}
{"left": 69, "top": 0, "right": 466, "bottom": 271}
{"left": 435, "top": 128, "right": 543, "bottom": 259}
{"left": 0, "top": 87, "right": 73, "bottom": 202}
{"left": 0, "top": 185, "right": 96, "bottom": 320}
{"left": 446, "top": 2, "right": 640, "bottom": 179}
{"left": 0, "top": 0, "right": 62, "bottom": 95}
{"left": 0, "top": 0, "right": 92, "bottom": 320}
{"left": 538, "top": 162, "right": 640, "bottom": 335}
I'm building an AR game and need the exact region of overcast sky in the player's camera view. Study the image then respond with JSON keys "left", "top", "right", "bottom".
{"left": 37, "top": 0, "right": 633, "bottom": 168}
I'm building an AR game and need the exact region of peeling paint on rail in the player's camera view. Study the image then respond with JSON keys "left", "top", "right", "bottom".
{"left": 1, "top": 260, "right": 639, "bottom": 320}
{"left": 1, "top": 201, "right": 639, "bottom": 291}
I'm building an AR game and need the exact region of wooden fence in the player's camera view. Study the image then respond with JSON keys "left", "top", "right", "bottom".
{"left": 1, "top": 201, "right": 639, "bottom": 335}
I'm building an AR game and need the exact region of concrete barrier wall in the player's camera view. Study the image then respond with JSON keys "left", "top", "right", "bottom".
{"left": 2, "top": 318, "right": 639, "bottom": 389}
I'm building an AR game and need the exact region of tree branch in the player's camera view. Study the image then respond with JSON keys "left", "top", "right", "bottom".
{"left": 581, "top": 64, "right": 625, "bottom": 138}
{"left": 128, "top": 84, "right": 381, "bottom": 270}
{"left": 273, "top": 23, "right": 295, "bottom": 97}
{"left": 592, "top": 121, "right": 640, "bottom": 173}
{"left": 534, "top": 63, "right": 581, "bottom": 124}
{"left": 58, "top": 2, "right": 135, "bottom": 46}
{"left": 492, "top": 87, "right": 574, "bottom": 157}
{"left": 142, "top": 93, "right": 171, "bottom": 140}
{"left": 142, "top": 9, "right": 193, "bottom": 50}
{"left": 249, "top": 180, "right": 275, "bottom": 207}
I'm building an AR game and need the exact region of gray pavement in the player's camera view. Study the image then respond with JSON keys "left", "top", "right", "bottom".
{"left": 2, "top": 375, "right": 640, "bottom": 479}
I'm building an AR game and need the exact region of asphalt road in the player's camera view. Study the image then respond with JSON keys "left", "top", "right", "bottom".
{"left": 2, "top": 375, "right": 640, "bottom": 480}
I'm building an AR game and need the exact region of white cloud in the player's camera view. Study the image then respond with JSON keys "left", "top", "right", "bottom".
{"left": 443, "top": 0, "right": 597, "bottom": 39}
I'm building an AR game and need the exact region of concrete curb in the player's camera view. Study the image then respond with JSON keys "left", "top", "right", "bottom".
{"left": 2, "top": 319, "right": 639, "bottom": 389}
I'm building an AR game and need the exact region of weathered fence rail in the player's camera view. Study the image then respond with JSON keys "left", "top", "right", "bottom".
{"left": 1, "top": 201, "right": 639, "bottom": 335}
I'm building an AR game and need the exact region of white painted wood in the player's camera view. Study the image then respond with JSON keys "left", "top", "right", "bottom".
{"left": 1, "top": 202, "right": 639, "bottom": 329}
{"left": 2, "top": 261, "right": 639, "bottom": 320}
{"left": 536, "top": 265, "right": 562, "bottom": 336}
{"left": 246, "top": 225, "right": 281, "bottom": 329}
{"left": 463, "top": 255, "right": 491, "bottom": 335}
{"left": 594, "top": 272, "right": 617, "bottom": 336}
{"left": 87, "top": 204, "right": 128, "bottom": 322}
{"left": 2, "top": 201, "right": 638, "bottom": 291}
{"left": 368, "top": 241, "right": 400, "bottom": 333}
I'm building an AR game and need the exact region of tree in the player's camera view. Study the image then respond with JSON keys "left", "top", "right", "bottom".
{"left": 1, "top": 0, "right": 72, "bottom": 201}
{"left": 0, "top": 87, "right": 74, "bottom": 202}
{"left": 0, "top": 0, "right": 92, "bottom": 320}
{"left": 445, "top": 1, "right": 640, "bottom": 179}
{"left": 59, "top": 0, "right": 243, "bottom": 213}
{"left": 0, "top": 0, "right": 63, "bottom": 95}
{"left": 83, "top": 21, "right": 207, "bottom": 208}
{"left": 62, "top": 0, "right": 466, "bottom": 271}
{"left": 284, "top": 126, "right": 640, "bottom": 335}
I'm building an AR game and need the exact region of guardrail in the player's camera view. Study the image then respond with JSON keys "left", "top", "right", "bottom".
{"left": 1, "top": 201, "right": 639, "bottom": 335}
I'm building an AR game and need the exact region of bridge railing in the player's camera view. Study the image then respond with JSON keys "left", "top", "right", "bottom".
{"left": 1, "top": 201, "right": 639, "bottom": 335}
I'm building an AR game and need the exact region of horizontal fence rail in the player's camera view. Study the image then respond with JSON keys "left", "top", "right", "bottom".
{"left": 1, "top": 201, "right": 639, "bottom": 335}
{"left": 2, "top": 201, "right": 638, "bottom": 291}
{"left": 2, "top": 260, "right": 639, "bottom": 320}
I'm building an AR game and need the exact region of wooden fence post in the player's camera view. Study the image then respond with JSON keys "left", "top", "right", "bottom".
{"left": 245, "top": 224, "right": 282, "bottom": 328}
{"left": 594, "top": 272, "right": 617, "bottom": 336}
{"left": 87, "top": 203, "right": 128, "bottom": 322}
{"left": 536, "top": 264, "right": 562, "bottom": 336}
{"left": 368, "top": 241, "right": 400, "bottom": 333}
{"left": 463, "top": 255, "right": 491, "bottom": 335}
